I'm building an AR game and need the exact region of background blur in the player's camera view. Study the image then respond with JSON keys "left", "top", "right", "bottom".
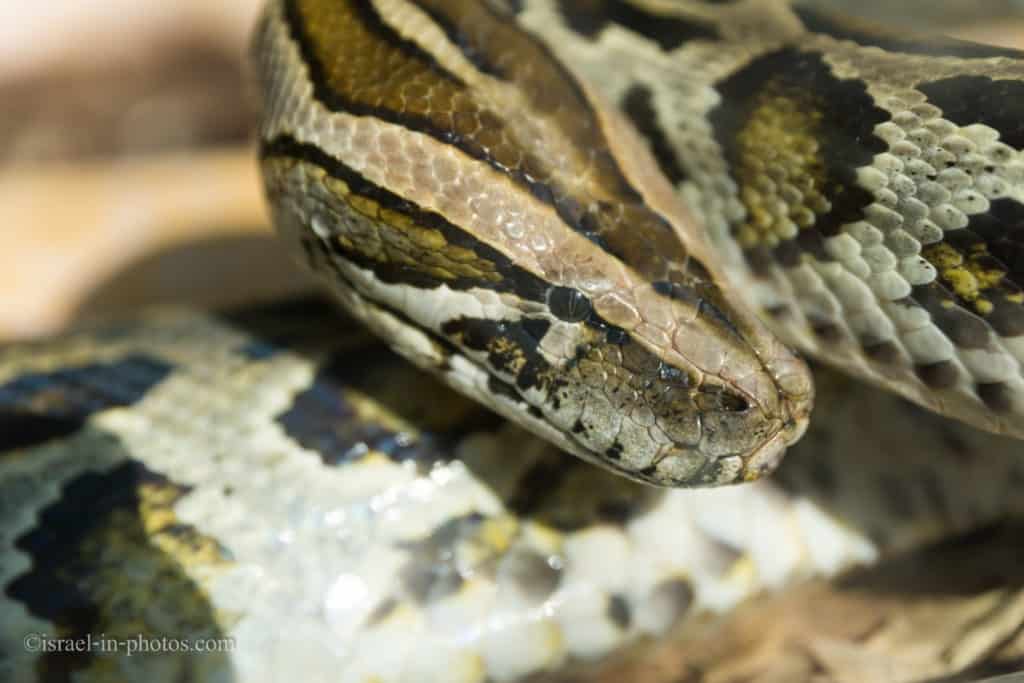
{"left": 0, "top": 0, "right": 311, "bottom": 340}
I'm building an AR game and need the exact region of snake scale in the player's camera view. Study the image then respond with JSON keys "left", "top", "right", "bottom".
{"left": 3, "top": 1, "right": 1024, "bottom": 681}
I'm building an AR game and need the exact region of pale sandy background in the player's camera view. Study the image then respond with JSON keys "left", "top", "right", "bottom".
{"left": 0, "top": 0, "right": 312, "bottom": 340}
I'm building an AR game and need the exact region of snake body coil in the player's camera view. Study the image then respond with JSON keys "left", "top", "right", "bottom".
{"left": 1, "top": 300, "right": 1022, "bottom": 682}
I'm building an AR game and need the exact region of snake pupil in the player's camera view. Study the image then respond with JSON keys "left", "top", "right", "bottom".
{"left": 546, "top": 286, "right": 592, "bottom": 322}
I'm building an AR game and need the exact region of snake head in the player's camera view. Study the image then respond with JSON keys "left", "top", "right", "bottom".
{"left": 432, "top": 273, "right": 816, "bottom": 489}
{"left": 253, "top": 0, "right": 814, "bottom": 488}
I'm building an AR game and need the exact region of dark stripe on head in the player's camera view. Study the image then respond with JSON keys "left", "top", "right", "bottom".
{"left": 411, "top": 0, "right": 636, "bottom": 161}
{"left": 441, "top": 317, "right": 562, "bottom": 395}
{"left": 281, "top": 0, "right": 549, "bottom": 198}
{"left": 265, "top": 137, "right": 713, "bottom": 343}
{"left": 280, "top": 0, "right": 479, "bottom": 163}
{"left": 263, "top": 135, "right": 553, "bottom": 301}
{"left": 409, "top": 0, "right": 692, "bottom": 272}
{"left": 621, "top": 84, "right": 688, "bottom": 185}
{"left": 408, "top": 0, "right": 509, "bottom": 78}
{"left": 282, "top": 0, "right": 694, "bottom": 281}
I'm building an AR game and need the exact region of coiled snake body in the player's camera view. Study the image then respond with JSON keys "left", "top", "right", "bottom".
{"left": 2, "top": 1, "right": 1024, "bottom": 682}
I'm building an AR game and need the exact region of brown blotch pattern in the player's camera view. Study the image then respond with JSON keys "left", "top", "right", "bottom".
{"left": 287, "top": 0, "right": 700, "bottom": 283}
{"left": 0, "top": 355, "right": 173, "bottom": 452}
{"left": 6, "top": 462, "right": 232, "bottom": 680}
{"left": 921, "top": 228, "right": 1023, "bottom": 331}
{"left": 710, "top": 49, "right": 886, "bottom": 254}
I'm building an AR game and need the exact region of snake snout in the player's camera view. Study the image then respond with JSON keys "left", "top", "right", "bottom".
{"left": 622, "top": 280, "right": 814, "bottom": 487}
{"left": 642, "top": 378, "right": 810, "bottom": 487}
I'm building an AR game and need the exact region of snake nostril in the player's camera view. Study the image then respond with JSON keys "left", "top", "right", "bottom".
{"left": 720, "top": 393, "right": 749, "bottom": 412}
{"left": 695, "top": 388, "right": 750, "bottom": 413}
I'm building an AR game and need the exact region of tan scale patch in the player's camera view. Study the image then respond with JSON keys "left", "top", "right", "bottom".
{"left": 733, "top": 93, "right": 830, "bottom": 249}
{"left": 293, "top": 0, "right": 464, "bottom": 122}
{"left": 73, "top": 480, "right": 233, "bottom": 624}
{"left": 291, "top": 0, "right": 538, "bottom": 182}
{"left": 310, "top": 165, "right": 506, "bottom": 285}
{"left": 289, "top": 0, "right": 698, "bottom": 281}
{"left": 922, "top": 241, "right": 1011, "bottom": 316}
{"left": 39, "top": 475, "right": 234, "bottom": 680}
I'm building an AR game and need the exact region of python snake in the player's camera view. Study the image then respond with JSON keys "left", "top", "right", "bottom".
{"left": 3, "top": 1, "right": 1024, "bottom": 681}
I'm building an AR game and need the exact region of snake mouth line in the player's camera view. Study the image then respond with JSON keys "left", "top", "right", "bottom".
{"left": 747, "top": 359, "right": 815, "bottom": 479}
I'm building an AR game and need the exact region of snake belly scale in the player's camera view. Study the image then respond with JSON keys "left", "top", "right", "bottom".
{"left": 2, "top": 299, "right": 1023, "bottom": 682}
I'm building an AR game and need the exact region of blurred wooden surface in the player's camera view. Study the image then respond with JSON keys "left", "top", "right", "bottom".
{"left": 0, "top": 1, "right": 261, "bottom": 83}
{"left": 0, "top": 149, "right": 312, "bottom": 339}
{"left": 0, "top": 2, "right": 309, "bottom": 340}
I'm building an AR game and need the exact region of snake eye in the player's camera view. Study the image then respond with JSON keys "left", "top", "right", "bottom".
{"left": 657, "top": 363, "right": 691, "bottom": 387}
{"left": 546, "top": 286, "right": 592, "bottom": 322}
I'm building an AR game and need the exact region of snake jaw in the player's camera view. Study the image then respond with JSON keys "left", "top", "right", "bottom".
{"left": 741, "top": 377, "right": 815, "bottom": 483}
